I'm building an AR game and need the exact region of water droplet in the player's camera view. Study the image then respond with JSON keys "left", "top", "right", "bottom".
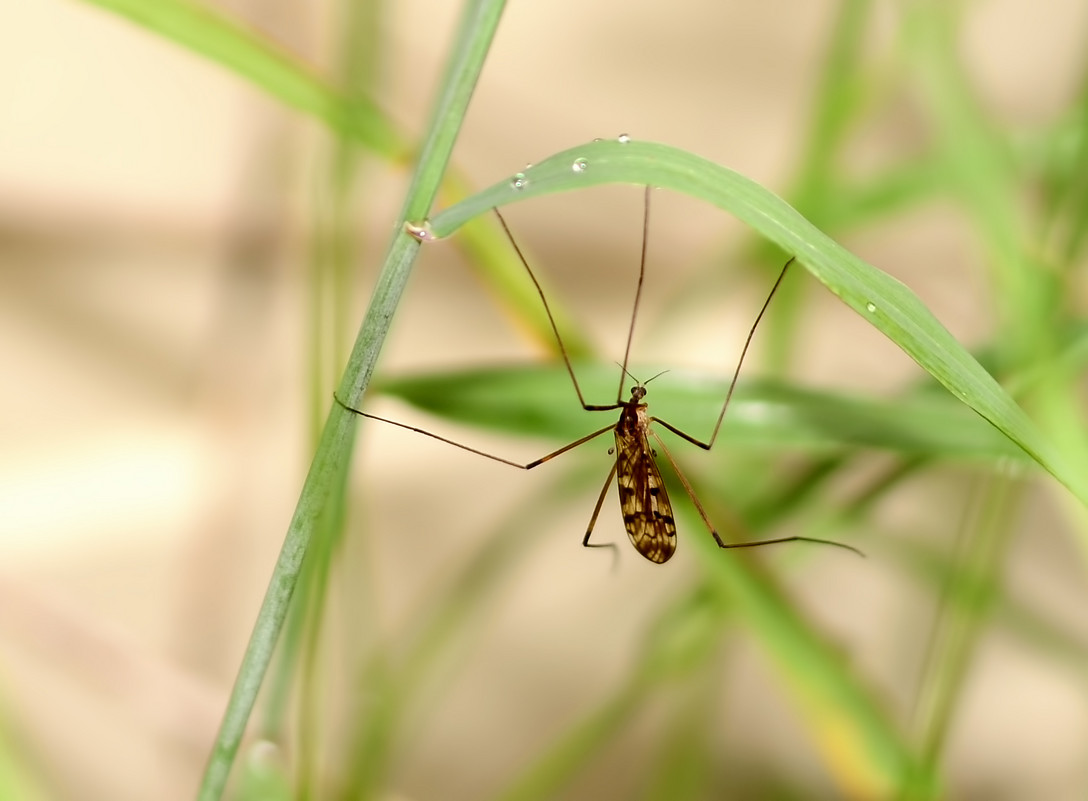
{"left": 617, "top": 133, "right": 631, "bottom": 143}
{"left": 246, "top": 739, "right": 282, "bottom": 773}
{"left": 865, "top": 302, "right": 877, "bottom": 313}
{"left": 404, "top": 221, "right": 435, "bottom": 242}
{"left": 571, "top": 158, "right": 588, "bottom": 173}
{"left": 510, "top": 172, "right": 528, "bottom": 190}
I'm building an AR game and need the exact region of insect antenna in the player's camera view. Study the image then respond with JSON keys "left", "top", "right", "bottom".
{"left": 614, "top": 362, "right": 669, "bottom": 390}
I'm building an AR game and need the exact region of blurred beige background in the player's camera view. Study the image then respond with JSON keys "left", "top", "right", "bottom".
{"left": 2, "top": 1, "right": 1087, "bottom": 799}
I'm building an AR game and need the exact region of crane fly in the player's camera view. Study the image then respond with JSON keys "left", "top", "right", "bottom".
{"left": 338, "top": 187, "right": 859, "bottom": 564}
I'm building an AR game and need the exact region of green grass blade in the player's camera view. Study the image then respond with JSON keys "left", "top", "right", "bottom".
{"left": 337, "top": 469, "right": 570, "bottom": 799}
{"left": 195, "top": 1, "right": 508, "bottom": 798}
{"left": 791, "top": 0, "right": 876, "bottom": 224}
{"left": 424, "top": 138, "right": 1087, "bottom": 505}
{"left": 79, "top": 0, "right": 403, "bottom": 156}
{"left": 686, "top": 512, "right": 914, "bottom": 796}
{"left": 374, "top": 364, "right": 1029, "bottom": 461}
{"left": 890, "top": 533, "right": 1088, "bottom": 672}
{"left": 80, "top": 0, "right": 600, "bottom": 366}
{"left": 490, "top": 588, "right": 729, "bottom": 801}
{"left": 901, "top": 470, "right": 1023, "bottom": 798}
{"left": 0, "top": 699, "right": 47, "bottom": 801}
{"left": 489, "top": 681, "right": 644, "bottom": 801}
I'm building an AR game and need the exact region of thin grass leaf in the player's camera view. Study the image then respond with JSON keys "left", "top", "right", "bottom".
{"left": 685, "top": 509, "right": 915, "bottom": 797}
{"left": 637, "top": 665, "right": 719, "bottom": 801}
{"left": 79, "top": 0, "right": 403, "bottom": 156}
{"left": 489, "top": 681, "right": 645, "bottom": 801}
{"left": 790, "top": 0, "right": 876, "bottom": 225}
{"left": 196, "top": 1, "right": 509, "bottom": 798}
{"left": 0, "top": 704, "right": 47, "bottom": 801}
{"left": 901, "top": 470, "right": 1024, "bottom": 799}
{"left": 374, "top": 364, "right": 1030, "bottom": 461}
{"left": 890, "top": 535, "right": 1088, "bottom": 672}
{"left": 1038, "top": 92, "right": 1088, "bottom": 264}
{"left": 425, "top": 138, "right": 1087, "bottom": 506}
{"left": 337, "top": 469, "right": 571, "bottom": 799}
{"left": 82, "top": 0, "right": 601, "bottom": 368}
{"left": 904, "top": 3, "right": 1029, "bottom": 312}
{"left": 489, "top": 588, "right": 729, "bottom": 801}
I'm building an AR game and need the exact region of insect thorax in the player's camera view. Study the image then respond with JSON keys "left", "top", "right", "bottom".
{"left": 616, "top": 402, "right": 651, "bottom": 440}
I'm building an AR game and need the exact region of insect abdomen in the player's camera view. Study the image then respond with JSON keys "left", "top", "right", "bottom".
{"left": 614, "top": 426, "right": 677, "bottom": 564}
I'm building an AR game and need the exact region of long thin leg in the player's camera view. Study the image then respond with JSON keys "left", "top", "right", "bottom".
{"left": 649, "top": 431, "right": 863, "bottom": 557}
{"left": 654, "top": 258, "right": 795, "bottom": 451}
{"left": 614, "top": 186, "right": 652, "bottom": 403}
{"left": 582, "top": 461, "right": 620, "bottom": 561}
{"left": 705, "top": 257, "right": 794, "bottom": 449}
{"left": 493, "top": 209, "right": 618, "bottom": 413}
{"left": 334, "top": 395, "right": 616, "bottom": 470}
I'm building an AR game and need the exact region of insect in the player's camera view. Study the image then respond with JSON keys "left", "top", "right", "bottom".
{"left": 338, "top": 187, "right": 859, "bottom": 563}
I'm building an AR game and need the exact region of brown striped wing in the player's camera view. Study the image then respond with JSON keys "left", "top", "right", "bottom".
{"left": 614, "top": 428, "right": 677, "bottom": 563}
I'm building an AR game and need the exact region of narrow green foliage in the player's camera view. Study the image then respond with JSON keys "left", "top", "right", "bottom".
{"left": 80, "top": 0, "right": 402, "bottom": 155}
{"left": 428, "top": 139, "right": 1084, "bottom": 504}
{"left": 194, "top": 1, "right": 509, "bottom": 798}
{"left": 376, "top": 364, "right": 1028, "bottom": 460}
{"left": 67, "top": 1, "right": 1088, "bottom": 799}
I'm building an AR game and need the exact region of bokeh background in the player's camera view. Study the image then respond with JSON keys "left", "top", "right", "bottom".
{"left": 3, "top": 1, "right": 1088, "bottom": 799}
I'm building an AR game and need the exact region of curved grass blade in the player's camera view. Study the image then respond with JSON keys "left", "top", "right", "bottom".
{"left": 425, "top": 139, "right": 1086, "bottom": 505}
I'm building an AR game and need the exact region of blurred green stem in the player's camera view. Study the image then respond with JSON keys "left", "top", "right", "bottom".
{"left": 901, "top": 465, "right": 1023, "bottom": 799}
{"left": 195, "top": 1, "right": 508, "bottom": 798}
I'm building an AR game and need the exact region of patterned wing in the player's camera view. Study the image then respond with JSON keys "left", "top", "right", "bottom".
{"left": 614, "top": 429, "right": 677, "bottom": 563}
